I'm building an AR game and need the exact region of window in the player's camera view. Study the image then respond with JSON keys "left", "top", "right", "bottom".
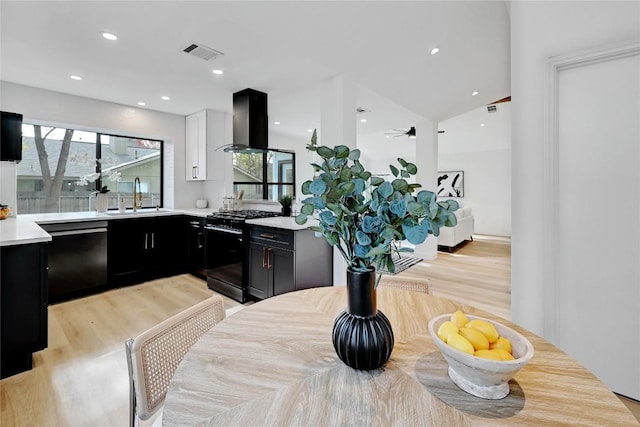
{"left": 17, "top": 123, "right": 162, "bottom": 214}
{"left": 232, "top": 150, "right": 295, "bottom": 201}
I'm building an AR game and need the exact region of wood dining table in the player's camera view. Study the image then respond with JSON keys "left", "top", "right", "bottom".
{"left": 163, "top": 286, "right": 638, "bottom": 426}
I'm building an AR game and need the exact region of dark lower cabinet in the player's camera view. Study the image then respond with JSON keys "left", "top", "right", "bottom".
{"left": 247, "top": 225, "right": 332, "bottom": 300}
{"left": 187, "top": 217, "right": 206, "bottom": 278}
{"left": 1, "top": 242, "right": 48, "bottom": 379}
{"left": 271, "top": 246, "right": 295, "bottom": 296}
{"left": 248, "top": 241, "right": 272, "bottom": 299}
{"left": 108, "top": 216, "right": 187, "bottom": 285}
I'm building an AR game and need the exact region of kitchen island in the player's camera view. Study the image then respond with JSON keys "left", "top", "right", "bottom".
{"left": 0, "top": 217, "right": 50, "bottom": 379}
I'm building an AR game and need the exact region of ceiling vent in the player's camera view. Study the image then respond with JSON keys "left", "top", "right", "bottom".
{"left": 182, "top": 42, "right": 224, "bottom": 61}
{"left": 487, "top": 105, "right": 497, "bottom": 113}
{"left": 356, "top": 107, "right": 371, "bottom": 114}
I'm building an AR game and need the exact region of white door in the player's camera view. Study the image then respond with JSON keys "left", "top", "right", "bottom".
{"left": 556, "top": 48, "right": 639, "bottom": 399}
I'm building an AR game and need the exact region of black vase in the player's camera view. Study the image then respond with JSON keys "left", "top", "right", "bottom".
{"left": 281, "top": 206, "right": 292, "bottom": 217}
{"left": 332, "top": 267, "right": 394, "bottom": 370}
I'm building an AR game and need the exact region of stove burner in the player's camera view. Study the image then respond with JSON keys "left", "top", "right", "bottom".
{"left": 207, "top": 209, "right": 281, "bottom": 222}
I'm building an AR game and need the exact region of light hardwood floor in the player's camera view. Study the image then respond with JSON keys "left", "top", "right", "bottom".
{"left": 1, "top": 235, "right": 638, "bottom": 425}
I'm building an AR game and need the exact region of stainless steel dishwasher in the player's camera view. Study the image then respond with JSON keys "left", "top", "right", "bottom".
{"left": 40, "top": 221, "right": 108, "bottom": 303}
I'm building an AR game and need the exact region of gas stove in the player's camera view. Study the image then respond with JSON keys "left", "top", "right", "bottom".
{"left": 204, "top": 209, "right": 281, "bottom": 303}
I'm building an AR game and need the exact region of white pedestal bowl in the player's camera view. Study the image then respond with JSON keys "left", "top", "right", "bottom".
{"left": 428, "top": 314, "right": 535, "bottom": 399}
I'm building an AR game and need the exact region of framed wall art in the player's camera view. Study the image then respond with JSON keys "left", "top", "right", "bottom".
{"left": 437, "top": 171, "right": 464, "bottom": 197}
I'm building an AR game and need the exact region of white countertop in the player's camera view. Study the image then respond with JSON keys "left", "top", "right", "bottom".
{"left": 0, "top": 217, "right": 52, "bottom": 246}
{"left": 1, "top": 208, "right": 315, "bottom": 247}
{"left": 177, "top": 208, "right": 212, "bottom": 218}
{"left": 1, "top": 208, "right": 213, "bottom": 247}
{"left": 20, "top": 208, "right": 190, "bottom": 224}
{"left": 246, "top": 216, "right": 318, "bottom": 231}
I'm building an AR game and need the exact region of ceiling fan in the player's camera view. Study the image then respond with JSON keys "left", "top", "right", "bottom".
{"left": 384, "top": 126, "right": 416, "bottom": 139}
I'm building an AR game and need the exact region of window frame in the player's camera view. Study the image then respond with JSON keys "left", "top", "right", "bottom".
{"left": 17, "top": 121, "right": 164, "bottom": 213}
{"left": 232, "top": 149, "right": 296, "bottom": 201}
{"left": 93, "top": 131, "right": 165, "bottom": 208}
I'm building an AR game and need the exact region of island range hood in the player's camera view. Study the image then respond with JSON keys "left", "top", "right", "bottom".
{"left": 223, "top": 88, "right": 268, "bottom": 152}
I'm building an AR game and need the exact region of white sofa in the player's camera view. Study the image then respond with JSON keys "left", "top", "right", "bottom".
{"left": 438, "top": 206, "right": 474, "bottom": 251}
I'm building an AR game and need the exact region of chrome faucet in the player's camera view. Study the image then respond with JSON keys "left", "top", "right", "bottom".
{"left": 133, "top": 177, "right": 142, "bottom": 211}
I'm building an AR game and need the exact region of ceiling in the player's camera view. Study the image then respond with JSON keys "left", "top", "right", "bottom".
{"left": 0, "top": 1, "right": 511, "bottom": 140}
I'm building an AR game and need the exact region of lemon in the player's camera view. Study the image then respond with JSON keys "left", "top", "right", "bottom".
{"left": 489, "top": 336, "right": 512, "bottom": 354}
{"left": 466, "top": 319, "right": 499, "bottom": 344}
{"left": 450, "top": 310, "right": 470, "bottom": 328}
{"left": 437, "top": 321, "right": 459, "bottom": 342}
{"left": 446, "top": 333, "right": 475, "bottom": 355}
{"left": 474, "top": 349, "right": 503, "bottom": 361}
{"left": 459, "top": 327, "right": 490, "bottom": 351}
{"left": 492, "top": 348, "right": 515, "bottom": 360}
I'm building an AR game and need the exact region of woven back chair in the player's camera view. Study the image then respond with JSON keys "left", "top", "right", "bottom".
{"left": 125, "top": 295, "right": 226, "bottom": 427}
{"left": 377, "top": 275, "right": 432, "bottom": 294}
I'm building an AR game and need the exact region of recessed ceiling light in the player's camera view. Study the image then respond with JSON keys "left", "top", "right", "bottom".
{"left": 480, "top": 123, "right": 485, "bottom": 127}
{"left": 360, "top": 118, "right": 367, "bottom": 123}
{"left": 409, "top": 135, "right": 416, "bottom": 139}
{"left": 307, "top": 129, "right": 313, "bottom": 133}
{"left": 385, "top": 135, "right": 390, "bottom": 139}
{"left": 101, "top": 32, "right": 118, "bottom": 41}
{"left": 274, "top": 121, "right": 281, "bottom": 125}
{"left": 430, "top": 47, "right": 440, "bottom": 55}
{"left": 161, "top": 96, "right": 170, "bottom": 101}
{"left": 137, "top": 102, "right": 146, "bottom": 106}
{"left": 472, "top": 91, "right": 479, "bottom": 96}
{"left": 70, "top": 75, "right": 83, "bottom": 81}
{"left": 212, "top": 69, "right": 224, "bottom": 75}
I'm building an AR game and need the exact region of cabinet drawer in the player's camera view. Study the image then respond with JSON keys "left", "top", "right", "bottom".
{"left": 249, "top": 226, "right": 294, "bottom": 249}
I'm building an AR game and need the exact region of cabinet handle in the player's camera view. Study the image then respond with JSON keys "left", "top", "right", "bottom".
{"left": 262, "top": 247, "right": 267, "bottom": 268}
{"left": 259, "top": 233, "right": 276, "bottom": 239}
{"left": 267, "top": 248, "right": 273, "bottom": 269}
{"left": 144, "top": 233, "right": 148, "bottom": 250}
{"left": 151, "top": 232, "right": 155, "bottom": 249}
{"left": 192, "top": 166, "right": 198, "bottom": 179}
{"left": 197, "top": 232, "right": 204, "bottom": 249}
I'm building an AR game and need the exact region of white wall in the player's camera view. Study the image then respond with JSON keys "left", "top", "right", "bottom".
{"left": 0, "top": 161, "right": 17, "bottom": 215}
{"left": 511, "top": 1, "right": 639, "bottom": 398}
{"left": 438, "top": 102, "right": 511, "bottom": 237}
{"left": 358, "top": 132, "right": 418, "bottom": 176}
{"left": 358, "top": 103, "right": 512, "bottom": 238}
{"left": 0, "top": 81, "right": 207, "bottom": 210}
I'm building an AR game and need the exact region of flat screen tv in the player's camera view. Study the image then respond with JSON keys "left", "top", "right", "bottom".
{"left": 1, "top": 111, "right": 23, "bottom": 162}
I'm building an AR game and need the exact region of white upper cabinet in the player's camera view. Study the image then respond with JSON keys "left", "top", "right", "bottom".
{"left": 185, "top": 110, "right": 207, "bottom": 181}
{"left": 185, "top": 110, "right": 230, "bottom": 182}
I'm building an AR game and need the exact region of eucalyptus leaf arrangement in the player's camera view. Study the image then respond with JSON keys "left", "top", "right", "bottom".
{"left": 295, "top": 144, "right": 459, "bottom": 274}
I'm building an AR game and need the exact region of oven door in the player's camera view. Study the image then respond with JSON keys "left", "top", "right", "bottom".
{"left": 204, "top": 225, "right": 245, "bottom": 301}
